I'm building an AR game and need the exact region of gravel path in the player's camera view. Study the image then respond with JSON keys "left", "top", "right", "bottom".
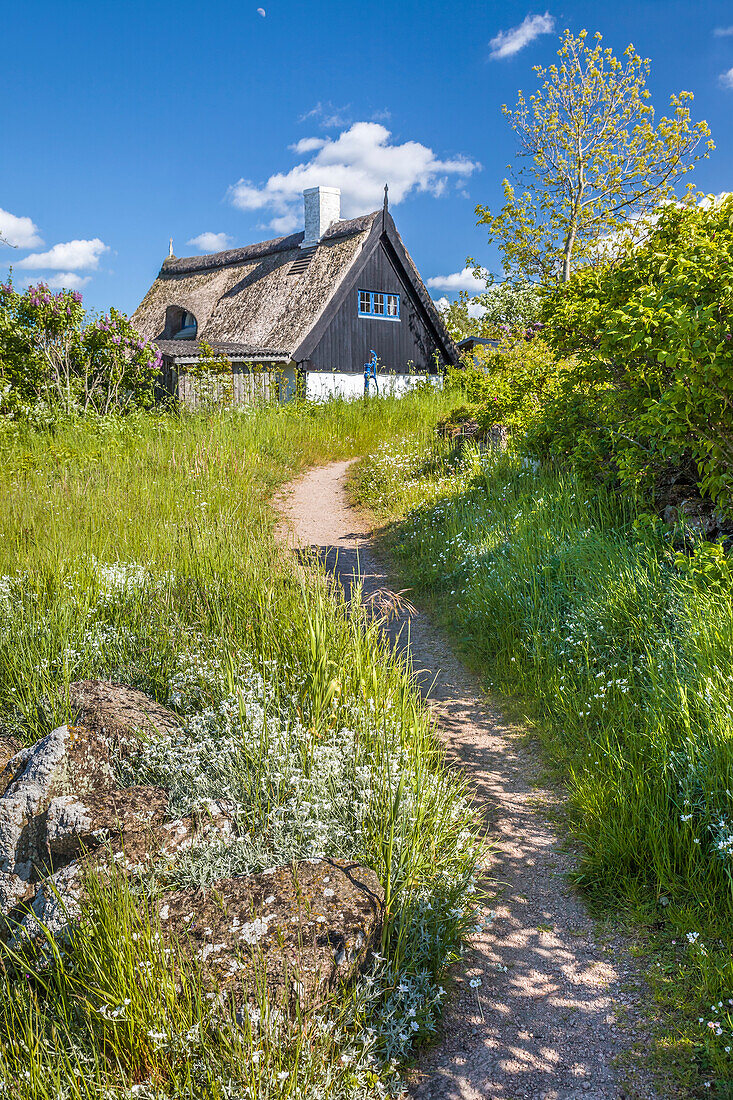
{"left": 275, "top": 459, "right": 661, "bottom": 1100}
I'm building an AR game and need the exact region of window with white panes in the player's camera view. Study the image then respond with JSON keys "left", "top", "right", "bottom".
{"left": 357, "top": 290, "right": 400, "bottom": 320}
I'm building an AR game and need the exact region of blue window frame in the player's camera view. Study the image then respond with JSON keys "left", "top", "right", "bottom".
{"left": 358, "top": 289, "right": 400, "bottom": 320}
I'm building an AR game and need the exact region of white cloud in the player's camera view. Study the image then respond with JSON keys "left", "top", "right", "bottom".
{"left": 720, "top": 68, "right": 733, "bottom": 88}
{"left": 714, "top": 26, "right": 733, "bottom": 36}
{"left": 299, "top": 103, "right": 391, "bottom": 131}
{"left": 17, "top": 238, "right": 108, "bottom": 271}
{"left": 427, "top": 266, "right": 488, "bottom": 292}
{"left": 229, "top": 122, "right": 479, "bottom": 230}
{"left": 0, "top": 208, "right": 44, "bottom": 249}
{"left": 46, "top": 272, "right": 92, "bottom": 290}
{"left": 268, "top": 213, "right": 300, "bottom": 234}
{"left": 187, "top": 231, "right": 233, "bottom": 252}
{"left": 289, "top": 137, "right": 328, "bottom": 154}
{"left": 16, "top": 272, "right": 92, "bottom": 290}
{"left": 489, "top": 12, "right": 554, "bottom": 59}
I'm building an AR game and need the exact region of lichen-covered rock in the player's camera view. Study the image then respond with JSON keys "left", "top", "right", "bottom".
{"left": 44, "top": 786, "right": 170, "bottom": 866}
{"left": 67, "top": 680, "right": 180, "bottom": 755}
{"left": 13, "top": 801, "right": 237, "bottom": 941}
{"left": 16, "top": 860, "right": 85, "bottom": 939}
{"left": 0, "top": 725, "right": 116, "bottom": 890}
{"left": 0, "top": 871, "right": 38, "bottom": 943}
{"left": 660, "top": 484, "right": 733, "bottom": 544}
{"left": 157, "top": 859, "right": 383, "bottom": 1009}
{"left": 0, "top": 870, "right": 34, "bottom": 913}
{"left": 111, "top": 799, "right": 237, "bottom": 873}
{"left": 0, "top": 682, "right": 178, "bottom": 909}
{"left": 1, "top": 724, "right": 116, "bottom": 801}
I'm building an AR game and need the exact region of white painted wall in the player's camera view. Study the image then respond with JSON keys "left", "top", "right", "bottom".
{"left": 304, "top": 372, "right": 442, "bottom": 401}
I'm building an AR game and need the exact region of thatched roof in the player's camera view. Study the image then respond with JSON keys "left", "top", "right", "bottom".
{"left": 132, "top": 214, "right": 379, "bottom": 359}
{"left": 162, "top": 214, "right": 376, "bottom": 277}
{"left": 155, "top": 339, "right": 289, "bottom": 362}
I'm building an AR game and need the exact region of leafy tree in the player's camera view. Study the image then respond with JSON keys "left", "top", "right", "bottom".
{"left": 0, "top": 281, "right": 84, "bottom": 410}
{"left": 438, "top": 296, "right": 484, "bottom": 343}
{"left": 438, "top": 277, "right": 541, "bottom": 342}
{"left": 541, "top": 196, "right": 733, "bottom": 512}
{"left": 80, "top": 310, "right": 162, "bottom": 414}
{"left": 477, "top": 28, "right": 713, "bottom": 283}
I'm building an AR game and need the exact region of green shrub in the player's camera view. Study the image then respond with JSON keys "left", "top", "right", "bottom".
{"left": 541, "top": 196, "right": 733, "bottom": 513}
{"left": 448, "top": 336, "right": 575, "bottom": 439}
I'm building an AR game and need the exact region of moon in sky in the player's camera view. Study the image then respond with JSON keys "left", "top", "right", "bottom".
{"left": 257, "top": 7, "right": 266, "bottom": 15}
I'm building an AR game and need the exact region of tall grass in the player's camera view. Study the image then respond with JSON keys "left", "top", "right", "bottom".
{"left": 0, "top": 392, "right": 485, "bottom": 1098}
{"left": 355, "top": 437, "right": 733, "bottom": 1093}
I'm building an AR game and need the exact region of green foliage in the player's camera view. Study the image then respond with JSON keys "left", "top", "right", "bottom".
{"left": 435, "top": 404, "right": 481, "bottom": 434}
{"left": 674, "top": 541, "right": 733, "bottom": 594}
{"left": 477, "top": 28, "right": 713, "bottom": 282}
{"left": 448, "top": 336, "right": 573, "bottom": 435}
{"left": 0, "top": 279, "right": 161, "bottom": 419}
{"left": 445, "top": 363, "right": 493, "bottom": 405}
{"left": 438, "top": 296, "right": 483, "bottom": 343}
{"left": 518, "top": 383, "right": 651, "bottom": 489}
{"left": 542, "top": 196, "right": 733, "bottom": 512}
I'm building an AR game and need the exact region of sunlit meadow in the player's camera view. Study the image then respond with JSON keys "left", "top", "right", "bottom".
{"left": 0, "top": 392, "right": 488, "bottom": 1099}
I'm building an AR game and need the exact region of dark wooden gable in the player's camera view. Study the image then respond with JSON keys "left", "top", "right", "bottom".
{"left": 293, "top": 214, "right": 458, "bottom": 375}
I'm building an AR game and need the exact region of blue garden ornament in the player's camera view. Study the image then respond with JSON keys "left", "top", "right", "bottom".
{"left": 364, "top": 350, "right": 379, "bottom": 395}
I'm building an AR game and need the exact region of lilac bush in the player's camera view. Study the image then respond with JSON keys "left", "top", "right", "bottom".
{"left": 80, "top": 308, "right": 162, "bottom": 414}
{"left": 0, "top": 280, "right": 161, "bottom": 417}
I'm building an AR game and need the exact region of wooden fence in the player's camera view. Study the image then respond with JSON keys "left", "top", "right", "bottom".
{"left": 162, "top": 363, "right": 293, "bottom": 408}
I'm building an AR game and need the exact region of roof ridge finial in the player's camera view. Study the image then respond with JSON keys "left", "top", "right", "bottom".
{"left": 383, "top": 183, "right": 388, "bottom": 211}
{"left": 169, "top": 237, "right": 174, "bottom": 259}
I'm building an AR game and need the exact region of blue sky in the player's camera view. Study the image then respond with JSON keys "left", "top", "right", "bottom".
{"left": 3, "top": 0, "right": 733, "bottom": 315}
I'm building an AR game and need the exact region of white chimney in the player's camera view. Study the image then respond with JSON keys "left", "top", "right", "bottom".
{"left": 302, "top": 186, "right": 341, "bottom": 248}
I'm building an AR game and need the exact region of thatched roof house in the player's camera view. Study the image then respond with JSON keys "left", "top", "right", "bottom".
{"left": 132, "top": 186, "right": 458, "bottom": 403}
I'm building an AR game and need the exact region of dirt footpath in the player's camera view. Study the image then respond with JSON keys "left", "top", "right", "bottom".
{"left": 276, "top": 459, "right": 660, "bottom": 1100}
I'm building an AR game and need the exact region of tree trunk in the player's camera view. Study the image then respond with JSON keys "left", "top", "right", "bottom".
{"left": 561, "top": 224, "right": 577, "bottom": 283}
{"left": 562, "top": 139, "right": 585, "bottom": 283}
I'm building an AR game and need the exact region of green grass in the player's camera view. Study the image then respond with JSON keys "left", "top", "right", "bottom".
{"left": 0, "top": 391, "right": 487, "bottom": 1099}
{"left": 355, "top": 435, "right": 733, "bottom": 1095}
